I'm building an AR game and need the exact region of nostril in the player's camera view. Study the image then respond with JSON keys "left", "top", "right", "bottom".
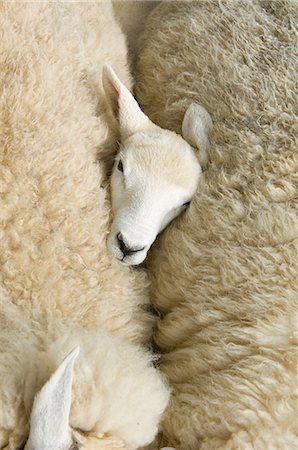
{"left": 117, "top": 232, "right": 128, "bottom": 254}
{"left": 116, "top": 233, "right": 145, "bottom": 256}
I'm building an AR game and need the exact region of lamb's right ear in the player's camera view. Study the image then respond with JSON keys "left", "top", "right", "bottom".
{"left": 102, "top": 64, "right": 151, "bottom": 139}
{"left": 26, "top": 346, "right": 80, "bottom": 450}
{"left": 182, "top": 103, "right": 213, "bottom": 169}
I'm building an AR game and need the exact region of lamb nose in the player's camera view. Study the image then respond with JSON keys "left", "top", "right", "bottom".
{"left": 116, "top": 233, "right": 145, "bottom": 256}
{"left": 117, "top": 233, "right": 129, "bottom": 255}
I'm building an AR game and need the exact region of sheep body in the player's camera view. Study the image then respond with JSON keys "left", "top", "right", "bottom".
{"left": 0, "top": 2, "right": 169, "bottom": 448}
{"left": 135, "top": 1, "right": 298, "bottom": 449}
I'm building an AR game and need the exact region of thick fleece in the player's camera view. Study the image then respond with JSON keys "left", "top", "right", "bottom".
{"left": 0, "top": 2, "right": 169, "bottom": 449}
{"left": 135, "top": 1, "right": 298, "bottom": 449}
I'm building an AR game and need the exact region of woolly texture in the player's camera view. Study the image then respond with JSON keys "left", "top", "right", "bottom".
{"left": 0, "top": 3, "right": 169, "bottom": 449}
{"left": 112, "top": 1, "right": 159, "bottom": 65}
{"left": 135, "top": 1, "right": 298, "bottom": 449}
{"left": 0, "top": 291, "right": 170, "bottom": 449}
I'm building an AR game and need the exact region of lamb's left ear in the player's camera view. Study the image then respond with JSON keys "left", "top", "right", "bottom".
{"left": 102, "top": 64, "right": 151, "bottom": 139}
{"left": 182, "top": 103, "right": 213, "bottom": 169}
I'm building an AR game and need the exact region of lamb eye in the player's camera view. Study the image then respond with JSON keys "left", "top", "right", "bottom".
{"left": 117, "top": 160, "right": 123, "bottom": 172}
{"left": 183, "top": 201, "right": 191, "bottom": 207}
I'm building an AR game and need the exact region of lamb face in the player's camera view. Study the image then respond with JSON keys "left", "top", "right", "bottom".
{"left": 103, "top": 65, "right": 212, "bottom": 265}
{"left": 108, "top": 130, "right": 201, "bottom": 265}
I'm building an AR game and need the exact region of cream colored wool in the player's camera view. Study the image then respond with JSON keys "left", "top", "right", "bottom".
{"left": 135, "top": 1, "right": 298, "bottom": 449}
{"left": 0, "top": 2, "right": 169, "bottom": 449}
{"left": 112, "top": 1, "right": 159, "bottom": 65}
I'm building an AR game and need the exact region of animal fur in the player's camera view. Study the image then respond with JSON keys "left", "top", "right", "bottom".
{"left": 112, "top": 1, "right": 159, "bottom": 66}
{"left": 135, "top": 1, "right": 298, "bottom": 449}
{"left": 0, "top": 2, "right": 169, "bottom": 449}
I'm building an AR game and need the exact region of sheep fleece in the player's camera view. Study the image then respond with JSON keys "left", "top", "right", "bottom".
{"left": 136, "top": 1, "right": 298, "bottom": 449}
{"left": 0, "top": 2, "right": 160, "bottom": 447}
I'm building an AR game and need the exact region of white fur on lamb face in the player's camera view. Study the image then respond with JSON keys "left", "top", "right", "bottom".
{"left": 103, "top": 65, "right": 212, "bottom": 266}
{"left": 108, "top": 131, "right": 202, "bottom": 266}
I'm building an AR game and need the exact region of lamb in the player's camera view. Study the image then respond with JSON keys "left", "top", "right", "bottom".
{"left": 0, "top": 3, "right": 170, "bottom": 449}
{"left": 0, "top": 294, "right": 170, "bottom": 450}
{"left": 134, "top": 1, "right": 298, "bottom": 449}
{"left": 104, "top": 66, "right": 212, "bottom": 266}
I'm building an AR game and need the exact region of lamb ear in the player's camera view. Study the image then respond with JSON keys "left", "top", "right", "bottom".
{"left": 26, "top": 346, "right": 80, "bottom": 450}
{"left": 182, "top": 103, "right": 213, "bottom": 169}
{"left": 102, "top": 64, "right": 150, "bottom": 139}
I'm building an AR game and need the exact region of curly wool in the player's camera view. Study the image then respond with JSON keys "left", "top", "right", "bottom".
{"left": 135, "top": 1, "right": 298, "bottom": 449}
{"left": 0, "top": 3, "right": 169, "bottom": 449}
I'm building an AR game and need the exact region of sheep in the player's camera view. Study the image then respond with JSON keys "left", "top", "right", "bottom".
{"left": 0, "top": 2, "right": 170, "bottom": 449}
{"left": 134, "top": 1, "right": 298, "bottom": 449}
{"left": 103, "top": 65, "right": 212, "bottom": 266}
